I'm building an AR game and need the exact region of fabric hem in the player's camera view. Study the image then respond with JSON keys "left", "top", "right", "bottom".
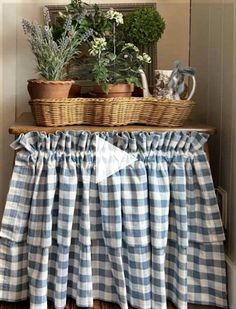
{"left": 0, "top": 295, "right": 228, "bottom": 309}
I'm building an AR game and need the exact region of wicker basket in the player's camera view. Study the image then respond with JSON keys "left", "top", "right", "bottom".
{"left": 29, "top": 97, "right": 195, "bottom": 127}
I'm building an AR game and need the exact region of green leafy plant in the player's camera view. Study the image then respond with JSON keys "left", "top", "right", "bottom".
{"left": 89, "top": 9, "right": 151, "bottom": 93}
{"left": 56, "top": 0, "right": 112, "bottom": 41}
{"left": 22, "top": 7, "right": 92, "bottom": 80}
{"left": 52, "top": 2, "right": 153, "bottom": 92}
{"left": 123, "top": 7, "right": 166, "bottom": 46}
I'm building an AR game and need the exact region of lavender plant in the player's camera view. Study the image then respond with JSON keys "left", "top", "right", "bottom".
{"left": 22, "top": 7, "right": 93, "bottom": 80}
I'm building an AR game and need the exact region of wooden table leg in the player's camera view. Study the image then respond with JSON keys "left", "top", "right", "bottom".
{"left": 204, "top": 143, "right": 210, "bottom": 162}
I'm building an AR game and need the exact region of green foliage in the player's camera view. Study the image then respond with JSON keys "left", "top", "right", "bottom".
{"left": 22, "top": 7, "right": 92, "bottom": 80}
{"left": 123, "top": 7, "right": 166, "bottom": 46}
{"left": 56, "top": 0, "right": 112, "bottom": 41}
{"left": 52, "top": 2, "right": 153, "bottom": 90}
{"left": 89, "top": 41, "right": 150, "bottom": 91}
{"left": 88, "top": 8, "right": 152, "bottom": 92}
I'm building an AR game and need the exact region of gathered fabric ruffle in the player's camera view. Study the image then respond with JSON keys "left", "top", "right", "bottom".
{"left": 0, "top": 131, "right": 227, "bottom": 309}
{"left": 10, "top": 130, "right": 208, "bottom": 155}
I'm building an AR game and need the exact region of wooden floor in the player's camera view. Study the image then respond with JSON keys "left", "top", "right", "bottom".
{"left": 0, "top": 299, "right": 220, "bottom": 309}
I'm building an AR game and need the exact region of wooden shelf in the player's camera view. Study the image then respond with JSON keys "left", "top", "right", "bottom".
{"left": 9, "top": 113, "right": 216, "bottom": 135}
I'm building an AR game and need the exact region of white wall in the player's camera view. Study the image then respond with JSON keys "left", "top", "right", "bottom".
{"left": 190, "top": 1, "right": 236, "bottom": 307}
{"left": 0, "top": 0, "right": 190, "bottom": 219}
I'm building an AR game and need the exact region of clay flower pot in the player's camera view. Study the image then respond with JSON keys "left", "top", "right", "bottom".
{"left": 27, "top": 79, "right": 75, "bottom": 100}
{"left": 94, "top": 84, "right": 134, "bottom": 98}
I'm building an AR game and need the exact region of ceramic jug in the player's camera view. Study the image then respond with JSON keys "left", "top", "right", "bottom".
{"left": 139, "top": 62, "right": 196, "bottom": 100}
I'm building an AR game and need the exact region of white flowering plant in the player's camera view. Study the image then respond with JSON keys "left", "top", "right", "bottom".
{"left": 22, "top": 7, "right": 93, "bottom": 80}
{"left": 88, "top": 8, "right": 151, "bottom": 93}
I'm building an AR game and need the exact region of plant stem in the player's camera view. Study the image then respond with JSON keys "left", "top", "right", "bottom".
{"left": 113, "top": 22, "right": 116, "bottom": 82}
{"left": 98, "top": 50, "right": 101, "bottom": 66}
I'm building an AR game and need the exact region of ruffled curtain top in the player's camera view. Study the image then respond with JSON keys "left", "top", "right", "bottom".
{"left": 11, "top": 130, "right": 208, "bottom": 158}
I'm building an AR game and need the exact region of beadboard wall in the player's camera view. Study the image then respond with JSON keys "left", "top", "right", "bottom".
{"left": 0, "top": 0, "right": 190, "bottom": 219}
{"left": 190, "top": 1, "right": 236, "bottom": 307}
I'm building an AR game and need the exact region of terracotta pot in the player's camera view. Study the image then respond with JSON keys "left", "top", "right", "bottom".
{"left": 27, "top": 79, "right": 75, "bottom": 100}
{"left": 94, "top": 84, "right": 134, "bottom": 98}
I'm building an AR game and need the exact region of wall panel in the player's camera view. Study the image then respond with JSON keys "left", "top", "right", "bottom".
{"left": 189, "top": 1, "right": 210, "bottom": 122}
{"left": 191, "top": 0, "right": 236, "bottom": 267}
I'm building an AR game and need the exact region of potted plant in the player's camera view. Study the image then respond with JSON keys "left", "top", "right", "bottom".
{"left": 123, "top": 6, "right": 165, "bottom": 96}
{"left": 22, "top": 7, "right": 92, "bottom": 99}
{"left": 55, "top": 0, "right": 123, "bottom": 94}
{"left": 88, "top": 9, "right": 152, "bottom": 97}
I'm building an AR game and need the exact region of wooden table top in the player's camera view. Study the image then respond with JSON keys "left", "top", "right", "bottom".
{"left": 9, "top": 113, "right": 216, "bottom": 135}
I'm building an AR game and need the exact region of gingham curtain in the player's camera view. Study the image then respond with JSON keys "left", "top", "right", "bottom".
{"left": 0, "top": 131, "right": 227, "bottom": 309}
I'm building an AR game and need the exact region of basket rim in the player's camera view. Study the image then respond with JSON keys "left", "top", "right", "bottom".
{"left": 29, "top": 97, "right": 195, "bottom": 106}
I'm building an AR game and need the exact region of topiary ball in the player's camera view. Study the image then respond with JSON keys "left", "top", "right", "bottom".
{"left": 123, "top": 7, "right": 166, "bottom": 46}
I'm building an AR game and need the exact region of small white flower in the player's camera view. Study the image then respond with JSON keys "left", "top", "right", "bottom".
{"left": 105, "top": 8, "right": 124, "bottom": 25}
{"left": 89, "top": 37, "right": 107, "bottom": 56}
{"left": 94, "top": 37, "right": 107, "bottom": 48}
{"left": 122, "top": 43, "right": 139, "bottom": 53}
{"left": 142, "top": 53, "right": 151, "bottom": 63}
{"left": 124, "top": 54, "right": 128, "bottom": 59}
{"left": 137, "top": 55, "right": 144, "bottom": 61}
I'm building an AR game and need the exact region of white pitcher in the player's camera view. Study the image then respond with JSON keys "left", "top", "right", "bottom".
{"left": 139, "top": 68, "right": 196, "bottom": 100}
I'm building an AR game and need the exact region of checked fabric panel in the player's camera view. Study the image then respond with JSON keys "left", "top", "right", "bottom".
{"left": 0, "top": 131, "right": 227, "bottom": 309}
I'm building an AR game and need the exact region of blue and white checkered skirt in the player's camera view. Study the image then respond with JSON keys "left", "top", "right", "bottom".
{"left": 0, "top": 131, "right": 227, "bottom": 309}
